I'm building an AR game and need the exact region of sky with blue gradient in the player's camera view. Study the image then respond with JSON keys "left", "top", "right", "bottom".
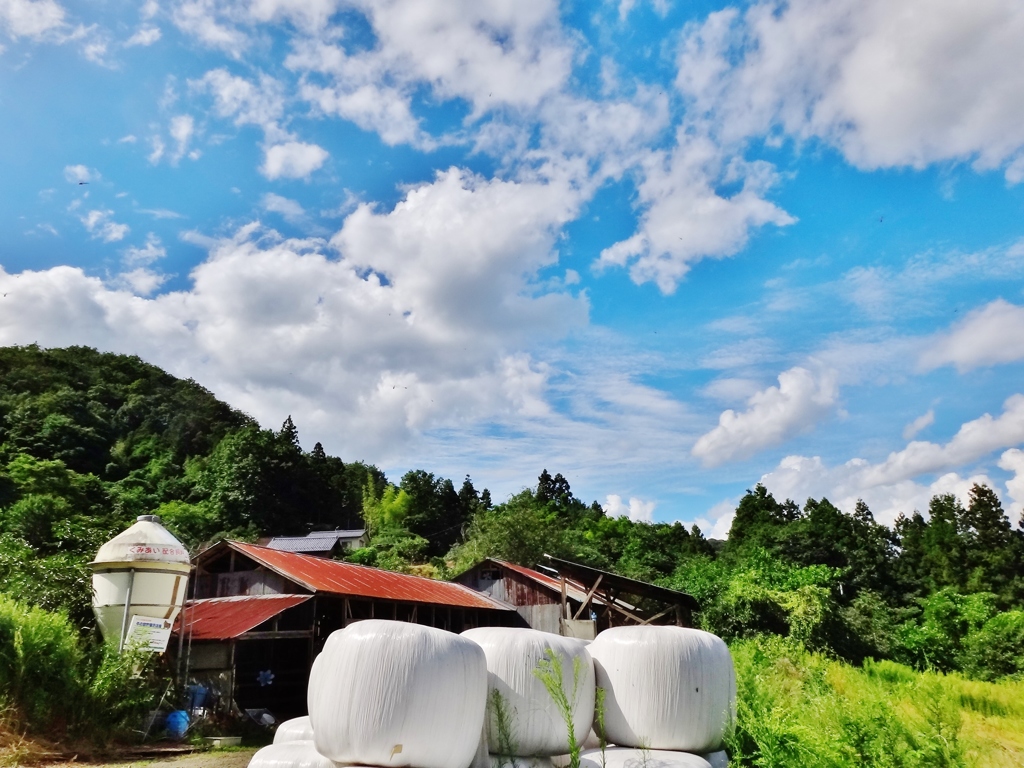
{"left": 3, "top": 0, "right": 1024, "bottom": 535}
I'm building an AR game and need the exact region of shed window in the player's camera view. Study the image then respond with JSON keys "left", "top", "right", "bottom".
{"left": 480, "top": 568, "right": 500, "bottom": 581}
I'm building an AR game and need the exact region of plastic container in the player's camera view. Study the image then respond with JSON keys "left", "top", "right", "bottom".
{"left": 165, "top": 709, "right": 189, "bottom": 739}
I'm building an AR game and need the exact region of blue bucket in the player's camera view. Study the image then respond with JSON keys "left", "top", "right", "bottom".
{"left": 166, "top": 709, "right": 189, "bottom": 739}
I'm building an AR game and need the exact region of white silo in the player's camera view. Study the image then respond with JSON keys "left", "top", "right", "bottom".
{"left": 91, "top": 515, "right": 192, "bottom": 652}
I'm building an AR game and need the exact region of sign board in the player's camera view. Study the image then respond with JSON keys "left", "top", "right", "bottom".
{"left": 126, "top": 615, "right": 173, "bottom": 653}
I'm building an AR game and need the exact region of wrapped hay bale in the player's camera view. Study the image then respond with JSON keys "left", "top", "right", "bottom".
{"left": 701, "top": 751, "right": 728, "bottom": 768}
{"left": 579, "top": 747, "right": 712, "bottom": 768}
{"left": 462, "top": 627, "right": 595, "bottom": 757}
{"left": 248, "top": 741, "right": 337, "bottom": 768}
{"left": 490, "top": 758, "right": 555, "bottom": 768}
{"left": 588, "top": 626, "right": 735, "bottom": 753}
{"left": 308, "top": 619, "right": 487, "bottom": 768}
{"left": 274, "top": 716, "right": 314, "bottom": 744}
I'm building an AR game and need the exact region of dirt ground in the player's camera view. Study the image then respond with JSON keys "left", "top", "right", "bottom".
{"left": 43, "top": 748, "right": 258, "bottom": 768}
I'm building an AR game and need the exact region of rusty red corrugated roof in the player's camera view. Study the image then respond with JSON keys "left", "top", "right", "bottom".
{"left": 174, "top": 594, "right": 312, "bottom": 640}
{"left": 223, "top": 541, "right": 512, "bottom": 611}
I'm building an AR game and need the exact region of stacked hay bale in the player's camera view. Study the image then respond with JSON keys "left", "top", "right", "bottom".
{"left": 582, "top": 626, "right": 735, "bottom": 768}
{"left": 308, "top": 620, "right": 487, "bottom": 768}
{"left": 462, "top": 628, "right": 595, "bottom": 768}
{"left": 246, "top": 620, "right": 735, "bottom": 768}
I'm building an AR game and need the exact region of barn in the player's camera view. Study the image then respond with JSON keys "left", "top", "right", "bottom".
{"left": 454, "top": 555, "right": 699, "bottom": 639}
{"left": 172, "top": 540, "right": 516, "bottom": 718}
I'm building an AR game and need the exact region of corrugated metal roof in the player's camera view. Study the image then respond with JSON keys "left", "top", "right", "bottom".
{"left": 220, "top": 542, "right": 512, "bottom": 611}
{"left": 174, "top": 594, "right": 312, "bottom": 640}
{"left": 266, "top": 530, "right": 366, "bottom": 553}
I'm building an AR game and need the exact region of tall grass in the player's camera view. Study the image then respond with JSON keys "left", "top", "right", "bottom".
{"left": 727, "top": 636, "right": 1024, "bottom": 768}
{"left": 534, "top": 648, "right": 584, "bottom": 768}
{"left": 0, "top": 592, "right": 160, "bottom": 747}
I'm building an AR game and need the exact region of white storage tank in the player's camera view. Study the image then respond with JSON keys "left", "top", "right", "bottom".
{"left": 91, "top": 515, "right": 191, "bottom": 651}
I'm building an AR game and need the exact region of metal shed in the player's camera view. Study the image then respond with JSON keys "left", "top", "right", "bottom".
{"left": 174, "top": 541, "right": 516, "bottom": 718}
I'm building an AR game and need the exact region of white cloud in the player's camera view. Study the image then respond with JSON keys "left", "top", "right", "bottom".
{"left": 191, "top": 69, "right": 285, "bottom": 137}
{"left": 168, "top": 114, "right": 195, "bottom": 163}
{"left": 63, "top": 164, "right": 96, "bottom": 183}
{"left": 761, "top": 454, "right": 995, "bottom": 526}
{"left": 758, "top": 395, "right": 1024, "bottom": 524}
{"left": 261, "top": 141, "right": 328, "bottom": 180}
{"left": 171, "top": 0, "right": 248, "bottom": 54}
{"left": 860, "top": 395, "right": 1024, "bottom": 487}
{"left": 677, "top": 0, "right": 1024, "bottom": 182}
{"left": 920, "top": 299, "right": 1024, "bottom": 371}
{"left": 692, "top": 366, "right": 839, "bottom": 466}
{"left": 902, "top": 409, "right": 935, "bottom": 441}
{"left": 117, "top": 267, "right": 168, "bottom": 296}
{"left": 0, "top": 0, "right": 65, "bottom": 40}
{"left": 997, "top": 448, "right": 1024, "bottom": 520}
{"left": 118, "top": 134, "right": 137, "bottom": 144}
{"left": 605, "top": 494, "right": 656, "bottom": 523}
{"left": 0, "top": 168, "right": 588, "bottom": 462}
{"left": 80, "top": 209, "right": 129, "bottom": 242}
{"left": 148, "top": 135, "right": 165, "bottom": 164}
{"left": 597, "top": 131, "right": 795, "bottom": 293}
{"left": 123, "top": 233, "right": 166, "bottom": 266}
{"left": 261, "top": 193, "right": 306, "bottom": 223}
{"left": 125, "top": 24, "right": 161, "bottom": 46}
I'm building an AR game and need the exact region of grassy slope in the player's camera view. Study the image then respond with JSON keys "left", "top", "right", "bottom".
{"left": 730, "top": 637, "right": 1024, "bottom": 767}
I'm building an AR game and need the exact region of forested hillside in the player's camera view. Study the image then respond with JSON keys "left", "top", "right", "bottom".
{"left": 1, "top": 344, "right": 1023, "bottom": 685}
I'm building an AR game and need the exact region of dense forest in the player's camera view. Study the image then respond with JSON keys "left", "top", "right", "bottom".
{"left": 2, "top": 344, "right": 1022, "bottom": 685}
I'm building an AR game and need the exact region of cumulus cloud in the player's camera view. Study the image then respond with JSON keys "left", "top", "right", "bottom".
{"left": 761, "top": 454, "right": 995, "bottom": 526}
{"left": 168, "top": 114, "right": 196, "bottom": 163}
{"left": 80, "top": 209, "right": 129, "bottom": 242}
{"left": 261, "top": 193, "right": 306, "bottom": 223}
{"left": 597, "top": 131, "right": 795, "bottom": 293}
{"left": 0, "top": 0, "right": 65, "bottom": 39}
{"left": 920, "top": 299, "right": 1024, "bottom": 371}
{"left": 261, "top": 141, "right": 328, "bottom": 180}
{"left": 117, "top": 268, "right": 168, "bottom": 296}
{"left": 677, "top": 0, "right": 1024, "bottom": 182}
{"left": 758, "top": 395, "right": 1024, "bottom": 524}
{"left": 123, "top": 233, "right": 166, "bottom": 266}
{"left": 998, "top": 448, "right": 1024, "bottom": 519}
{"left": 692, "top": 366, "right": 839, "bottom": 466}
{"left": 125, "top": 24, "right": 161, "bottom": 47}
{"left": 0, "top": 168, "right": 588, "bottom": 461}
{"left": 903, "top": 409, "right": 935, "bottom": 441}
{"left": 605, "top": 494, "right": 656, "bottom": 523}
{"left": 63, "top": 164, "right": 96, "bottom": 183}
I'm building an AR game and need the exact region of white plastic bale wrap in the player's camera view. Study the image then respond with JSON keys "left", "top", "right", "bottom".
{"left": 248, "top": 741, "right": 337, "bottom": 768}
{"left": 588, "top": 627, "right": 736, "bottom": 753}
{"left": 462, "top": 627, "right": 596, "bottom": 757}
{"left": 579, "top": 747, "right": 712, "bottom": 768}
{"left": 274, "top": 716, "right": 314, "bottom": 744}
{"left": 308, "top": 619, "right": 487, "bottom": 768}
{"left": 490, "top": 758, "right": 555, "bottom": 768}
{"left": 701, "top": 751, "right": 729, "bottom": 768}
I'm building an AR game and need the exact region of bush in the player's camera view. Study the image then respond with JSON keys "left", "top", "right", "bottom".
{"left": 0, "top": 592, "right": 161, "bottom": 741}
{"left": 960, "top": 611, "right": 1024, "bottom": 681}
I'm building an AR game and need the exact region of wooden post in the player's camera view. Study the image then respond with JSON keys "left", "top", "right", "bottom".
{"left": 560, "top": 575, "right": 568, "bottom": 620}
{"left": 573, "top": 574, "right": 603, "bottom": 620}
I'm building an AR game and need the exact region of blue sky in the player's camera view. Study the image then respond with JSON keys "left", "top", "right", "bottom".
{"left": 3, "top": 0, "right": 1024, "bottom": 535}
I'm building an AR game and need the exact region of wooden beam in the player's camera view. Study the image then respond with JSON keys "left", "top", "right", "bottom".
{"left": 560, "top": 575, "right": 568, "bottom": 619}
{"left": 237, "top": 629, "right": 314, "bottom": 640}
{"left": 639, "top": 606, "right": 672, "bottom": 625}
{"left": 572, "top": 574, "right": 604, "bottom": 620}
